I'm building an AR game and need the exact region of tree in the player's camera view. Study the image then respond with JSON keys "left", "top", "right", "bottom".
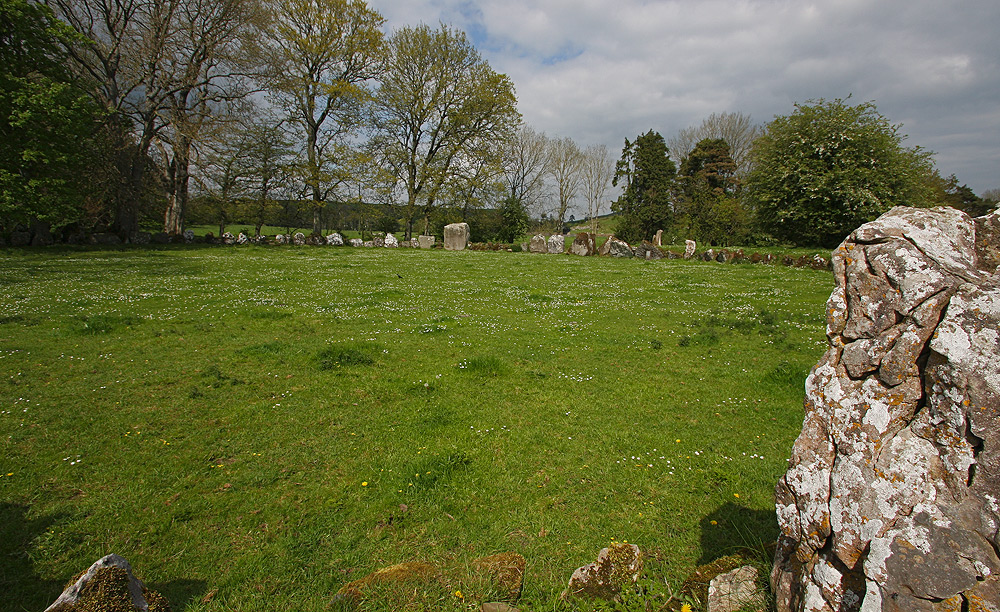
{"left": 612, "top": 130, "right": 676, "bottom": 244}
{"left": 983, "top": 188, "right": 1000, "bottom": 206}
{"left": 545, "top": 136, "right": 584, "bottom": 230}
{"left": 668, "top": 111, "right": 761, "bottom": 177}
{"left": 747, "top": 98, "right": 934, "bottom": 247}
{"left": 675, "top": 138, "right": 748, "bottom": 245}
{"left": 260, "top": 0, "right": 386, "bottom": 236}
{"left": 501, "top": 124, "right": 549, "bottom": 215}
{"left": 925, "top": 172, "right": 992, "bottom": 218}
{"left": 1, "top": 0, "right": 103, "bottom": 230}
{"left": 581, "top": 144, "right": 615, "bottom": 234}
{"left": 374, "top": 23, "right": 519, "bottom": 240}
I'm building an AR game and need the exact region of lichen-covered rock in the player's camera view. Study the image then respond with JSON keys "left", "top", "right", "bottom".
{"left": 570, "top": 233, "right": 596, "bottom": 256}
{"left": 418, "top": 235, "right": 435, "bottom": 249}
{"left": 44, "top": 554, "right": 170, "bottom": 612}
{"left": 472, "top": 552, "right": 526, "bottom": 601}
{"left": 599, "top": 236, "right": 633, "bottom": 258}
{"left": 684, "top": 239, "right": 697, "bottom": 259}
{"left": 349, "top": 238, "right": 363, "bottom": 247}
{"left": 384, "top": 233, "right": 399, "bottom": 248}
{"left": 634, "top": 240, "right": 663, "bottom": 260}
{"left": 773, "top": 206, "right": 1000, "bottom": 612}
{"left": 293, "top": 232, "right": 306, "bottom": 246}
{"left": 182, "top": 229, "right": 194, "bottom": 243}
{"left": 334, "top": 561, "right": 435, "bottom": 602}
{"left": 562, "top": 543, "right": 642, "bottom": 601}
{"left": 444, "top": 222, "right": 470, "bottom": 250}
{"left": 327, "top": 232, "right": 344, "bottom": 246}
{"left": 708, "top": 565, "right": 765, "bottom": 612}
{"left": 547, "top": 234, "right": 565, "bottom": 254}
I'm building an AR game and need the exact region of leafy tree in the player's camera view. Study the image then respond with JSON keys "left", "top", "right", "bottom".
{"left": 668, "top": 111, "right": 761, "bottom": 177}
{"left": 0, "top": 0, "right": 103, "bottom": 230}
{"left": 747, "top": 98, "right": 934, "bottom": 247}
{"left": 260, "top": 0, "right": 386, "bottom": 236}
{"left": 675, "top": 138, "right": 748, "bottom": 245}
{"left": 612, "top": 130, "right": 676, "bottom": 244}
{"left": 496, "top": 196, "right": 529, "bottom": 243}
{"left": 373, "top": 23, "right": 519, "bottom": 240}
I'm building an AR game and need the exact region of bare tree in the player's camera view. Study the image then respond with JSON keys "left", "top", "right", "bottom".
{"left": 668, "top": 111, "right": 761, "bottom": 177}
{"left": 501, "top": 124, "right": 549, "bottom": 215}
{"left": 545, "top": 136, "right": 585, "bottom": 230}
{"left": 582, "top": 144, "right": 616, "bottom": 234}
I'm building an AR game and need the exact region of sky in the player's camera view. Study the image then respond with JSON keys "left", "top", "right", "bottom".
{"left": 368, "top": 0, "right": 1000, "bottom": 196}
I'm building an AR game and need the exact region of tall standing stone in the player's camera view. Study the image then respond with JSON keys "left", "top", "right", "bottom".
{"left": 444, "top": 222, "right": 470, "bottom": 251}
{"left": 684, "top": 239, "right": 697, "bottom": 259}
{"left": 547, "top": 234, "right": 565, "bottom": 254}
{"left": 654, "top": 229, "right": 663, "bottom": 246}
{"left": 570, "top": 233, "right": 596, "bottom": 256}
{"left": 773, "top": 207, "right": 1000, "bottom": 612}
{"left": 529, "top": 234, "right": 547, "bottom": 253}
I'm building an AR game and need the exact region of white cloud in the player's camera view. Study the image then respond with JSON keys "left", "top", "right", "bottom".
{"left": 370, "top": 0, "right": 1000, "bottom": 193}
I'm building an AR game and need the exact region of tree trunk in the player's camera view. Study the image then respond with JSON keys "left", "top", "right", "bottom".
{"left": 163, "top": 135, "right": 191, "bottom": 235}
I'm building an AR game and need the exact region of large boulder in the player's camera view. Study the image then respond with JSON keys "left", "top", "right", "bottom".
{"left": 349, "top": 238, "right": 363, "bottom": 247}
{"left": 444, "top": 222, "right": 470, "bottom": 250}
{"left": 529, "top": 234, "right": 547, "bottom": 253}
{"left": 418, "top": 235, "right": 435, "bottom": 249}
{"left": 384, "top": 232, "right": 399, "bottom": 248}
{"left": 570, "top": 233, "right": 596, "bottom": 256}
{"left": 634, "top": 240, "right": 663, "bottom": 260}
{"left": 599, "top": 236, "right": 633, "bottom": 258}
{"left": 44, "top": 554, "right": 170, "bottom": 612}
{"left": 292, "top": 232, "right": 306, "bottom": 246}
{"left": 327, "top": 232, "right": 344, "bottom": 246}
{"left": 773, "top": 206, "right": 1000, "bottom": 612}
{"left": 547, "top": 234, "right": 565, "bottom": 254}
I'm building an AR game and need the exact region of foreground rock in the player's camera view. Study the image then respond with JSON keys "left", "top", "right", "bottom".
{"left": 562, "top": 543, "right": 642, "bottom": 601}
{"left": 473, "top": 552, "right": 525, "bottom": 601}
{"left": 773, "top": 207, "right": 1000, "bottom": 612}
{"left": 708, "top": 565, "right": 765, "bottom": 612}
{"left": 45, "top": 554, "right": 170, "bottom": 612}
{"left": 444, "top": 222, "right": 470, "bottom": 250}
{"left": 384, "top": 232, "right": 399, "bottom": 248}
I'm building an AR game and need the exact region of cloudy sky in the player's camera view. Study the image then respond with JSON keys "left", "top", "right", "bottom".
{"left": 369, "top": 0, "right": 999, "bottom": 195}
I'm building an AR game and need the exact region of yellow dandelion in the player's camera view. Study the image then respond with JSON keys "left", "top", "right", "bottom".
{"left": 681, "top": 605, "right": 693, "bottom": 612}
{"left": 454, "top": 590, "right": 463, "bottom": 599}
{"left": 361, "top": 482, "right": 368, "bottom": 487}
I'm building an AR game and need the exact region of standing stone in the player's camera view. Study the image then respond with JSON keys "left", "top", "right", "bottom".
{"left": 182, "top": 229, "right": 195, "bottom": 243}
{"left": 274, "top": 234, "right": 287, "bottom": 245}
{"left": 307, "top": 233, "right": 326, "bottom": 245}
{"left": 444, "top": 222, "right": 470, "bottom": 250}
{"left": 327, "top": 233, "right": 344, "bottom": 246}
{"left": 222, "top": 232, "right": 236, "bottom": 245}
{"left": 44, "top": 554, "right": 170, "bottom": 612}
{"left": 702, "top": 248, "right": 716, "bottom": 261}
{"left": 708, "top": 565, "right": 765, "bottom": 612}
{"left": 684, "top": 239, "right": 697, "bottom": 259}
{"left": 529, "top": 234, "right": 547, "bottom": 253}
{"left": 349, "top": 238, "right": 363, "bottom": 247}
{"left": 418, "top": 235, "right": 436, "bottom": 249}
{"left": 634, "top": 240, "right": 663, "bottom": 260}
{"left": 570, "top": 233, "right": 596, "bottom": 256}
{"left": 237, "top": 232, "right": 249, "bottom": 245}
{"left": 547, "top": 234, "right": 565, "bottom": 254}
{"left": 654, "top": 229, "right": 663, "bottom": 246}
{"left": 384, "top": 233, "right": 399, "bottom": 248}
{"left": 372, "top": 235, "right": 385, "bottom": 247}
{"left": 773, "top": 206, "right": 1000, "bottom": 612}
{"left": 293, "top": 232, "right": 306, "bottom": 246}
{"left": 599, "top": 236, "right": 634, "bottom": 258}
{"left": 562, "top": 543, "right": 642, "bottom": 601}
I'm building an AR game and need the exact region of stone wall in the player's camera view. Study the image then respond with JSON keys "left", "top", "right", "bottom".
{"left": 773, "top": 207, "right": 1000, "bottom": 612}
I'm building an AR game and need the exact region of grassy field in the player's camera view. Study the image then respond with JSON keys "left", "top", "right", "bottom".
{"left": 0, "top": 245, "right": 833, "bottom": 611}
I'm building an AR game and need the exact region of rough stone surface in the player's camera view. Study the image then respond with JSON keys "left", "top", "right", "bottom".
{"left": 974, "top": 209, "right": 1000, "bottom": 274}
{"left": 237, "top": 232, "right": 249, "bottom": 245}
{"left": 570, "top": 233, "right": 596, "bottom": 256}
{"left": 384, "top": 233, "right": 399, "bottom": 248}
{"left": 306, "top": 233, "right": 326, "bottom": 246}
{"left": 529, "top": 234, "right": 547, "bottom": 253}
{"left": 599, "top": 236, "right": 634, "bottom": 258}
{"left": 182, "top": 229, "right": 195, "bottom": 243}
{"left": 274, "top": 234, "right": 287, "bottom": 245}
{"left": 10, "top": 230, "right": 31, "bottom": 246}
{"left": 418, "top": 235, "right": 436, "bottom": 249}
{"left": 221, "top": 232, "right": 236, "bottom": 245}
{"left": 773, "top": 206, "right": 1000, "bottom": 612}
{"left": 654, "top": 229, "right": 663, "bottom": 246}
{"left": 708, "top": 565, "right": 765, "bottom": 612}
{"left": 634, "top": 240, "right": 663, "bottom": 260}
{"left": 473, "top": 552, "right": 526, "bottom": 601}
{"left": 349, "top": 238, "right": 363, "bottom": 247}
{"left": 335, "top": 561, "right": 435, "bottom": 601}
{"left": 327, "top": 233, "right": 344, "bottom": 246}
{"left": 44, "top": 553, "right": 170, "bottom": 612}
{"left": 481, "top": 603, "right": 520, "bottom": 612}
{"left": 292, "top": 232, "right": 306, "bottom": 246}
{"left": 684, "top": 239, "right": 697, "bottom": 259}
{"left": 547, "top": 234, "right": 565, "bottom": 254}
{"left": 444, "top": 222, "right": 470, "bottom": 250}
{"left": 562, "top": 543, "right": 642, "bottom": 601}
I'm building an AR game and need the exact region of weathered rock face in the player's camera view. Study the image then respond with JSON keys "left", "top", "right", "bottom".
{"left": 773, "top": 206, "right": 1000, "bottom": 612}
{"left": 237, "top": 232, "right": 249, "bottom": 245}
{"left": 349, "top": 238, "right": 363, "bottom": 247}
{"left": 182, "top": 229, "right": 195, "bottom": 243}
{"left": 44, "top": 554, "right": 170, "bottom": 612}
{"left": 418, "top": 235, "right": 435, "bottom": 249}
{"left": 684, "top": 239, "right": 697, "bottom": 259}
{"left": 570, "top": 233, "right": 596, "bottom": 256}
{"left": 444, "top": 222, "right": 470, "bottom": 250}
{"left": 634, "top": 240, "right": 663, "bottom": 260}
{"left": 327, "top": 232, "right": 344, "bottom": 246}
{"left": 384, "top": 232, "right": 399, "bottom": 248}
{"left": 529, "top": 234, "right": 547, "bottom": 253}
{"left": 547, "top": 234, "right": 565, "bottom": 254}
{"left": 562, "top": 543, "right": 642, "bottom": 601}
{"left": 708, "top": 565, "right": 765, "bottom": 612}
{"left": 599, "top": 236, "right": 633, "bottom": 258}
{"left": 293, "top": 232, "right": 306, "bottom": 246}
{"left": 654, "top": 229, "right": 663, "bottom": 246}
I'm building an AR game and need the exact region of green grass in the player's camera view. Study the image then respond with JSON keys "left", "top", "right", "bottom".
{"left": 0, "top": 245, "right": 833, "bottom": 611}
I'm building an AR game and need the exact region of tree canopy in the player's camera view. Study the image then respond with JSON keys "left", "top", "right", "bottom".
{"left": 747, "top": 98, "right": 934, "bottom": 247}
{"left": 612, "top": 130, "right": 676, "bottom": 244}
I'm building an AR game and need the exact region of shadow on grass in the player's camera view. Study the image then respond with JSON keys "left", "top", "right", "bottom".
{"left": 698, "top": 502, "right": 777, "bottom": 566}
{"left": 0, "top": 503, "right": 207, "bottom": 611}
